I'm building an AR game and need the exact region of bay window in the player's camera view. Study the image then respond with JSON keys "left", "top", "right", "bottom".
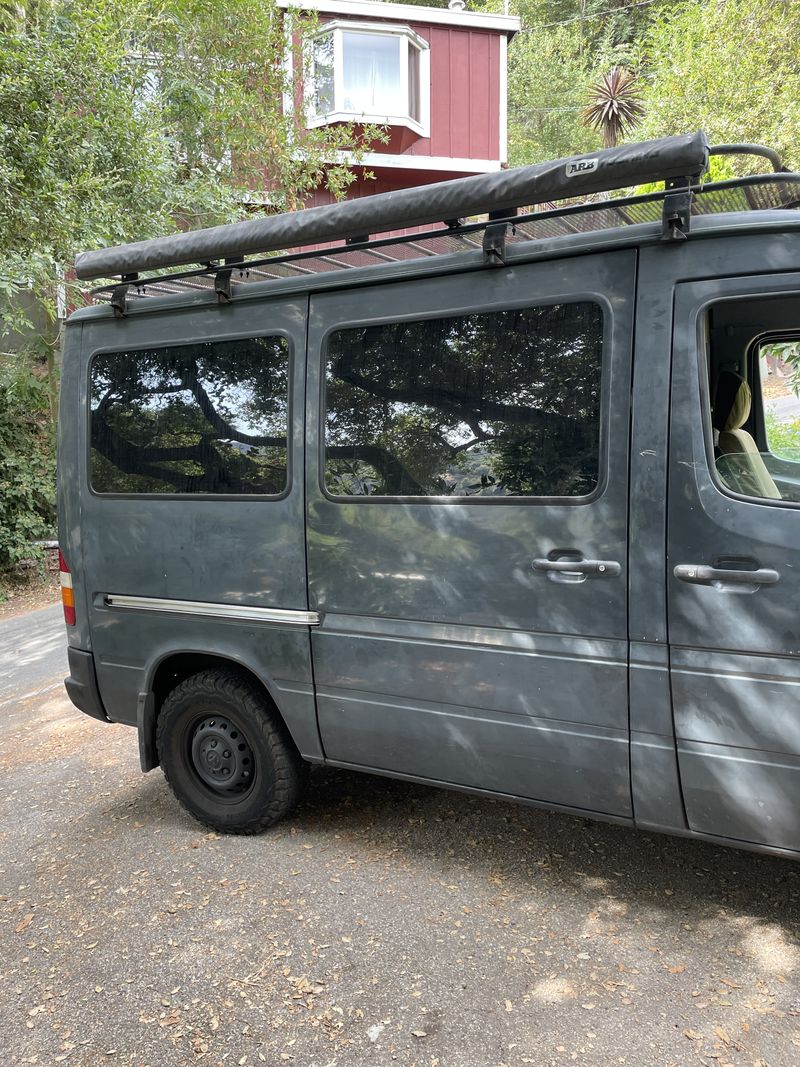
{"left": 308, "top": 21, "right": 430, "bottom": 135}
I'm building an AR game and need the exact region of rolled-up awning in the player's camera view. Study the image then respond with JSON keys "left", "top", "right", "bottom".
{"left": 75, "top": 131, "right": 709, "bottom": 281}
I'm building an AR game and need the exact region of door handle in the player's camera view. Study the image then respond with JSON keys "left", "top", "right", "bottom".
{"left": 674, "top": 563, "right": 779, "bottom": 586}
{"left": 532, "top": 558, "right": 621, "bottom": 577}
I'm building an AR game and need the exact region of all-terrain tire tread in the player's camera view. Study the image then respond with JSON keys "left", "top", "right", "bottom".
{"left": 156, "top": 668, "right": 305, "bottom": 834}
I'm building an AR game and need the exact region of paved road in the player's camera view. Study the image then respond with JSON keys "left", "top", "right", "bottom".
{"left": 0, "top": 604, "right": 67, "bottom": 708}
{"left": 766, "top": 393, "right": 800, "bottom": 420}
{"left": 1, "top": 609, "right": 800, "bottom": 1067}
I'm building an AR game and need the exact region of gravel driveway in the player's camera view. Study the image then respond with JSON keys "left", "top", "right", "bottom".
{"left": 1, "top": 610, "right": 799, "bottom": 1067}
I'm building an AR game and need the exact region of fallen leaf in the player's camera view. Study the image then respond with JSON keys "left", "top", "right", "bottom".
{"left": 16, "top": 913, "right": 34, "bottom": 934}
{"left": 668, "top": 965, "right": 686, "bottom": 974}
{"left": 411, "top": 1029, "right": 427, "bottom": 1038}
{"left": 505, "top": 1000, "right": 513, "bottom": 1013}
{"left": 682, "top": 1029, "right": 704, "bottom": 1041}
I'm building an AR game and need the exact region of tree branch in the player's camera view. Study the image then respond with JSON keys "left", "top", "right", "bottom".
{"left": 327, "top": 443, "right": 426, "bottom": 494}
{"left": 91, "top": 416, "right": 285, "bottom": 494}
{"left": 333, "top": 364, "right": 573, "bottom": 433}
{"left": 179, "top": 362, "right": 282, "bottom": 447}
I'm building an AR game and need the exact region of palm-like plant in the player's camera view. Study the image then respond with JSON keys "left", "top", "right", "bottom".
{"left": 583, "top": 67, "right": 645, "bottom": 149}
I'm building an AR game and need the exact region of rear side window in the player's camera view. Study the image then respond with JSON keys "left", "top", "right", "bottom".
{"left": 324, "top": 301, "right": 604, "bottom": 499}
{"left": 90, "top": 337, "right": 289, "bottom": 495}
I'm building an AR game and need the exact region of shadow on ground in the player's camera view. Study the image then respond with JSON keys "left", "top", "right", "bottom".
{"left": 123, "top": 760, "right": 800, "bottom": 958}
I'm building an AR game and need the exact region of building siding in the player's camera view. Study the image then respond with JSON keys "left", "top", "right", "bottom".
{"left": 318, "top": 15, "right": 503, "bottom": 165}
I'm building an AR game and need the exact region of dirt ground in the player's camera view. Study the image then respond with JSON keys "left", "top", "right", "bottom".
{"left": 2, "top": 654, "right": 800, "bottom": 1066}
{"left": 0, "top": 561, "right": 60, "bottom": 621}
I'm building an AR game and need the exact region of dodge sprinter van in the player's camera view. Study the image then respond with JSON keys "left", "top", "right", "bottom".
{"left": 60, "top": 132, "right": 800, "bottom": 856}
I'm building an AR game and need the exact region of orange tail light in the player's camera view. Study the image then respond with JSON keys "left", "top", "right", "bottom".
{"left": 58, "top": 548, "right": 76, "bottom": 626}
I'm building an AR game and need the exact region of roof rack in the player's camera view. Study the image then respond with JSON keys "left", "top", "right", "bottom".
{"left": 79, "top": 134, "right": 799, "bottom": 310}
{"left": 77, "top": 132, "right": 711, "bottom": 282}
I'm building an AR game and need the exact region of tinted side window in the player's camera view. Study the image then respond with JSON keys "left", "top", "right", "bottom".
{"left": 324, "top": 301, "right": 604, "bottom": 498}
{"left": 90, "top": 337, "right": 289, "bottom": 495}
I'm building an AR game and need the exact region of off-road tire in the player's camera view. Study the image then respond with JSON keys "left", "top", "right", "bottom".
{"left": 156, "top": 668, "right": 306, "bottom": 834}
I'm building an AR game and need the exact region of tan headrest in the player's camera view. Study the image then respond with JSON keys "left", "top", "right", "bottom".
{"left": 713, "top": 371, "right": 752, "bottom": 432}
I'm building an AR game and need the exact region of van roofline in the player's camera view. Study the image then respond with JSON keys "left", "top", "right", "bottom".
{"left": 66, "top": 209, "right": 800, "bottom": 326}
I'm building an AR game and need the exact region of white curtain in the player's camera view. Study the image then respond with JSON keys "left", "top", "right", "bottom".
{"left": 342, "top": 33, "right": 402, "bottom": 115}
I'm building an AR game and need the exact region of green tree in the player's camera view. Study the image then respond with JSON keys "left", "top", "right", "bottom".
{"left": 146, "top": 0, "right": 385, "bottom": 214}
{"left": 506, "top": 23, "right": 597, "bottom": 167}
{"left": 0, "top": 0, "right": 381, "bottom": 572}
{"left": 0, "top": 359, "right": 55, "bottom": 571}
{"left": 637, "top": 0, "right": 800, "bottom": 171}
{"left": 0, "top": 0, "right": 382, "bottom": 338}
{"left": 497, "top": 0, "right": 653, "bottom": 166}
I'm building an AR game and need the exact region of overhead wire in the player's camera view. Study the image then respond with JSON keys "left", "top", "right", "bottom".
{"left": 517, "top": 0, "right": 667, "bottom": 31}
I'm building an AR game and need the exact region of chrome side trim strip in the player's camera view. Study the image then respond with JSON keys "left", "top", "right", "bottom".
{"left": 104, "top": 594, "right": 320, "bottom": 627}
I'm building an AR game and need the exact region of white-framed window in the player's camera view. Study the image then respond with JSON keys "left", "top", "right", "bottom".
{"left": 307, "top": 20, "right": 430, "bottom": 137}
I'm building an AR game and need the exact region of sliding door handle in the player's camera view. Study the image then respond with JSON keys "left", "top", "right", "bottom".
{"left": 674, "top": 564, "right": 779, "bottom": 586}
{"left": 532, "top": 558, "right": 621, "bottom": 577}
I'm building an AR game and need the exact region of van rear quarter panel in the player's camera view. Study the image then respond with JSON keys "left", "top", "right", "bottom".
{"left": 65, "top": 296, "right": 321, "bottom": 758}
{"left": 59, "top": 321, "right": 92, "bottom": 652}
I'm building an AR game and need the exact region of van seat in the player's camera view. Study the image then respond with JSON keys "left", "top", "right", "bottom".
{"left": 712, "top": 370, "right": 781, "bottom": 500}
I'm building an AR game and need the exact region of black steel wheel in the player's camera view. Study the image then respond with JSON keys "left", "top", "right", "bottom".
{"left": 189, "top": 714, "right": 255, "bottom": 796}
{"left": 156, "top": 668, "right": 306, "bottom": 834}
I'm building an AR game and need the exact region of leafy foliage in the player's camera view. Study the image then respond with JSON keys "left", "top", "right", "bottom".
{"left": 0, "top": 2, "right": 178, "bottom": 311}
{"left": 0, "top": 359, "right": 55, "bottom": 570}
{"left": 0, "top": 0, "right": 383, "bottom": 325}
{"left": 637, "top": 0, "right": 800, "bottom": 171}
{"left": 490, "top": 0, "right": 653, "bottom": 165}
{"left": 0, "top": 0, "right": 383, "bottom": 569}
{"left": 764, "top": 412, "right": 800, "bottom": 462}
{"left": 500, "top": 0, "right": 800, "bottom": 171}
{"left": 506, "top": 22, "right": 598, "bottom": 167}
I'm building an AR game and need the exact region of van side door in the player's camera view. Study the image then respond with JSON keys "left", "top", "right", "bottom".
{"left": 306, "top": 252, "right": 635, "bottom": 817}
{"left": 668, "top": 272, "right": 800, "bottom": 852}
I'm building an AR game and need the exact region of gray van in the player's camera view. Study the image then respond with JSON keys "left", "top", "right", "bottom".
{"left": 60, "top": 132, "right": 800, "bottom": 856}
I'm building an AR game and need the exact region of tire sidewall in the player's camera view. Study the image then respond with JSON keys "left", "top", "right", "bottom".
{"left": 158, "top": 686, "right": 277, "bottom": 832}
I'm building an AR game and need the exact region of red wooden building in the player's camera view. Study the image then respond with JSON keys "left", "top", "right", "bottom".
{"left": 278, "top": 0, "right": 520, "bottom": 210}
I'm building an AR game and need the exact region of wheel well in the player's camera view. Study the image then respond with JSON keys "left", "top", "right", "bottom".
{"left": 153, "top": 653, "right": 266, "bottom": 710}
{"left": 142, "top": 653, "right": 300, "bottom": 774}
